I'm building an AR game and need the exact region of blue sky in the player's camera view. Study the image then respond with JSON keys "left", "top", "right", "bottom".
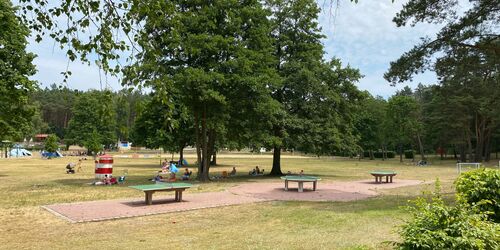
{"left": 26, "top": 0, "right": 443, "bottom": 98}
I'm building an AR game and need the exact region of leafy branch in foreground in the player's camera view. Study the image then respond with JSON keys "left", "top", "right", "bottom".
{"left": 385, "top": 0, "right": 499, "bottom": 84}
{"left": 393, "top": 177, "right": 500, "bottom": 249}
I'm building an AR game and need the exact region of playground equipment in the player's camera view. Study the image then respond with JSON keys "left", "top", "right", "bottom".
{"left": 95, "top": 154, "right": 113, "bottom": 179}
{"left": 457, "top": 162, "right": 481, "bottom": 174}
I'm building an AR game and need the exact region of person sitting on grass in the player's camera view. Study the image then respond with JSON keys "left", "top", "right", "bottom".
{"left": 103, "top": 174, "right": 111, "bottom": 185}
{"left": 249, "top": 166, "right": 263, "bottom": 176}
{"left": 230, "top": 167, "right": 236, "bottom": 176}
{"left": 161, "top": 160, "right": 169, "bottom": 172}
{"left": 182, "top": 168, "right": 192, "bottom": 180}
{"left": 166, "top": 172, "right": 177, "bottom": 182}
{"left": 153, "top": 174, "right": 163, "bottom": 182}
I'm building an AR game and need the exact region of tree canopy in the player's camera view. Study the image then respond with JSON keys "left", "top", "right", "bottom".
{"left": 0, "top": 0, "right": 37, "bottom": 141}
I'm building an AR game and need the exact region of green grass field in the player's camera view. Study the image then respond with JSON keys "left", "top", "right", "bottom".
{"left": 0, "top": 153, "right": 496, "bottom": 249}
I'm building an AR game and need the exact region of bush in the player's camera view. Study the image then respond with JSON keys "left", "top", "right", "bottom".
{"left": 455, "top": 169, "right": 500, "bottom": 222}
{"left": 396, "top": 199, "right": 500, "bottom": 249}
{"left": 404, "top": 150, "right": 414, "bottom": 159}
{"left": 44, "top": 134, "right": 59, "bottom": 153}
{"left": 395, "top": 185, "right": 500, "bottom": 249}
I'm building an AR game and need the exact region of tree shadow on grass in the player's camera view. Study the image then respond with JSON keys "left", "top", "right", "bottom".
{"left": 274, "top": 192, "right": 456, "bottom": 214}
{"left": 51, "top": 174, "right": 167, "bottom": 187}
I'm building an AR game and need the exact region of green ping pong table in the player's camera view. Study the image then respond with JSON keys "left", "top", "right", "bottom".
{"left": 370, "top": 171, "right": 397, "bottom": 183}
{"left": 280, "top": 175, "right": 321, "bottom": 192}
{"left": 129, "top": 183, "right": 193, "bottom": 205}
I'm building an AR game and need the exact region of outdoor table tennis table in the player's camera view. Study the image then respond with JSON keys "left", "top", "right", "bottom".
{"left": 129, "top": 183, "right": 193, "bottom": 205}
{"left": 280, "top": 176, "right": 321, "bottom": 192}
{"left": 370, "top": 171, "right": 397, "bottom": 183}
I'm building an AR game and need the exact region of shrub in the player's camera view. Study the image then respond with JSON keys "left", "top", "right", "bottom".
{"left": 44, "top": 134, "right": 59, "bottom": 153}
{"left": 404, "top": 150, "right": 414, "bottom": 159}
{"left": 455, "top": 168, "right": 500, "bottom": 222}
{"left": 394, "top": 187, "right": 500, "bottom": 249}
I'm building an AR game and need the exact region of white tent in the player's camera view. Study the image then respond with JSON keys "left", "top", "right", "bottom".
{"left": 9, "top": 145, "right": 32, "bottom": 157}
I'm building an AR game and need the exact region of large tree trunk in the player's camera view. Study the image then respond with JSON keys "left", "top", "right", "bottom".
{"left": 416, "top": 134, "right": 426, "bottom": 161}
{"left": 398, "top": 143, "right": 403, "bottom": 163}
{"left": 369, "top": 149, "right": 374, "bottom": 160}
{"left": 210, "top": 151, "right": 217, "bottom": 166}
{"left": 208, "top": 130, "right": 217, "bottom": 166}
{"left": 270, "top": 145, "right": 283, "bottom": 176}
{"left": 459, "top": 144, "right": 466, "bottom": 162}
{"left": 194, "top": 111, "right": 202, "bottom": 171}
{"left": 474, "top": 114, "right": 485, "bottom": 162}
{"left": 381, "top": 144, "right": 386, "bottom": 161}
{"left": 466, "top": 130, "right": 473, "bottom": 162}
{"left": 484, "top": 129, "right": 492, "bottom": 162}
{"left": 200, "top": 107, "right": 210, "bottom": 181}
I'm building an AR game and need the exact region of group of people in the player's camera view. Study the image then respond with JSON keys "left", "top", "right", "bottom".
{"left": 249, "top": 166, "right": 264, "bottom": 176}
{"left": 286, "top": 170, "right": 304, "bottom": 176}
{"left": 152, "top": 159, "right": 193, "bottom": 182}
{"left": 93, "top": 174, "right": 118, "bottom": 185}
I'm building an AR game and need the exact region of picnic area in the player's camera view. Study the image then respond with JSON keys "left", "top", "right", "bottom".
{"left": 1, "top": 0, "right": 499, "bottom": 249}
{"left": 0, "top": 153, "right": 485, "bottom": 249}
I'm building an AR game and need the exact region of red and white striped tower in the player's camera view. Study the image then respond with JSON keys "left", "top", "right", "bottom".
{"left": 95, "top": 154, "right": 113, "bottom": 179}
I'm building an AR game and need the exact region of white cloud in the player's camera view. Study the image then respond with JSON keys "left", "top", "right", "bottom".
{"left": 27, "top": 36, "right": 122, "bottom": 91}
{"left": 318, "top": 0, "right": 443, "bottom": 97}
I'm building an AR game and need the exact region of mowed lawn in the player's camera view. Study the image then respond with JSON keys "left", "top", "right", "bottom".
{"left": 0, "top": 153, "right": 492, "bottom": 249}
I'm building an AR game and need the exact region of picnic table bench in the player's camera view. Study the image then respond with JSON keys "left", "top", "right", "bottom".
{"left": 129, "top": 183, "right": 193, "bottom": 205}
{"left": 370, "top": 171, "right": 397, "bottom": 183}
{"left": 280, "top": 175, "right": 321, "bottom": 192}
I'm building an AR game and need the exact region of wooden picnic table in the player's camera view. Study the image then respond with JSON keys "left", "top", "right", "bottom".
{"left": 370, "top": 171, "right": 397, "bottom": 183}
{"left": 129, "top": 183, "right": 193, "bottom": 205}
{"left": 280, "top": 176, "right": 321, "bottom": 192}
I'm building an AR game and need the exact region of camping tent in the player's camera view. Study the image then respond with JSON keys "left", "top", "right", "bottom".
{"left": 9, "top": 145, "right": 32, "bottom": 157}
{"left": 41, "top": 151, "right": 63, "bottom": 158}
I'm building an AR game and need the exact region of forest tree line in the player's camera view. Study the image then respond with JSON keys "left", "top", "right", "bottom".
{"left": 24, "top": 80, "right": 500, "bottom": 165}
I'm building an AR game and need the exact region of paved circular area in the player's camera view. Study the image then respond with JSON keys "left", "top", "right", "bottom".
{"left": 228, "top": 179, "right": 423, "bottom": 201}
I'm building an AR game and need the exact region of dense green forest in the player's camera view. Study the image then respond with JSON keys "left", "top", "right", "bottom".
{"left": 22, "top": 81, "right": 500, "bottom": 165}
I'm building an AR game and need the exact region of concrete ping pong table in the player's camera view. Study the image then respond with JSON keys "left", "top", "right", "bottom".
{"left": 370, "top": 171, "right": 397, "bottom": 183}
{"left": 129, "top": 183, "right": 193, "bottom": 205}
{"left": 280, "top": 175, "right": 321, "bottom": 192}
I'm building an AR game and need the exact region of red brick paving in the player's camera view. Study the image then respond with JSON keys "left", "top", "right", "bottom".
{"left": 43, "top": 179, "right": 422, "bottom": 223}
